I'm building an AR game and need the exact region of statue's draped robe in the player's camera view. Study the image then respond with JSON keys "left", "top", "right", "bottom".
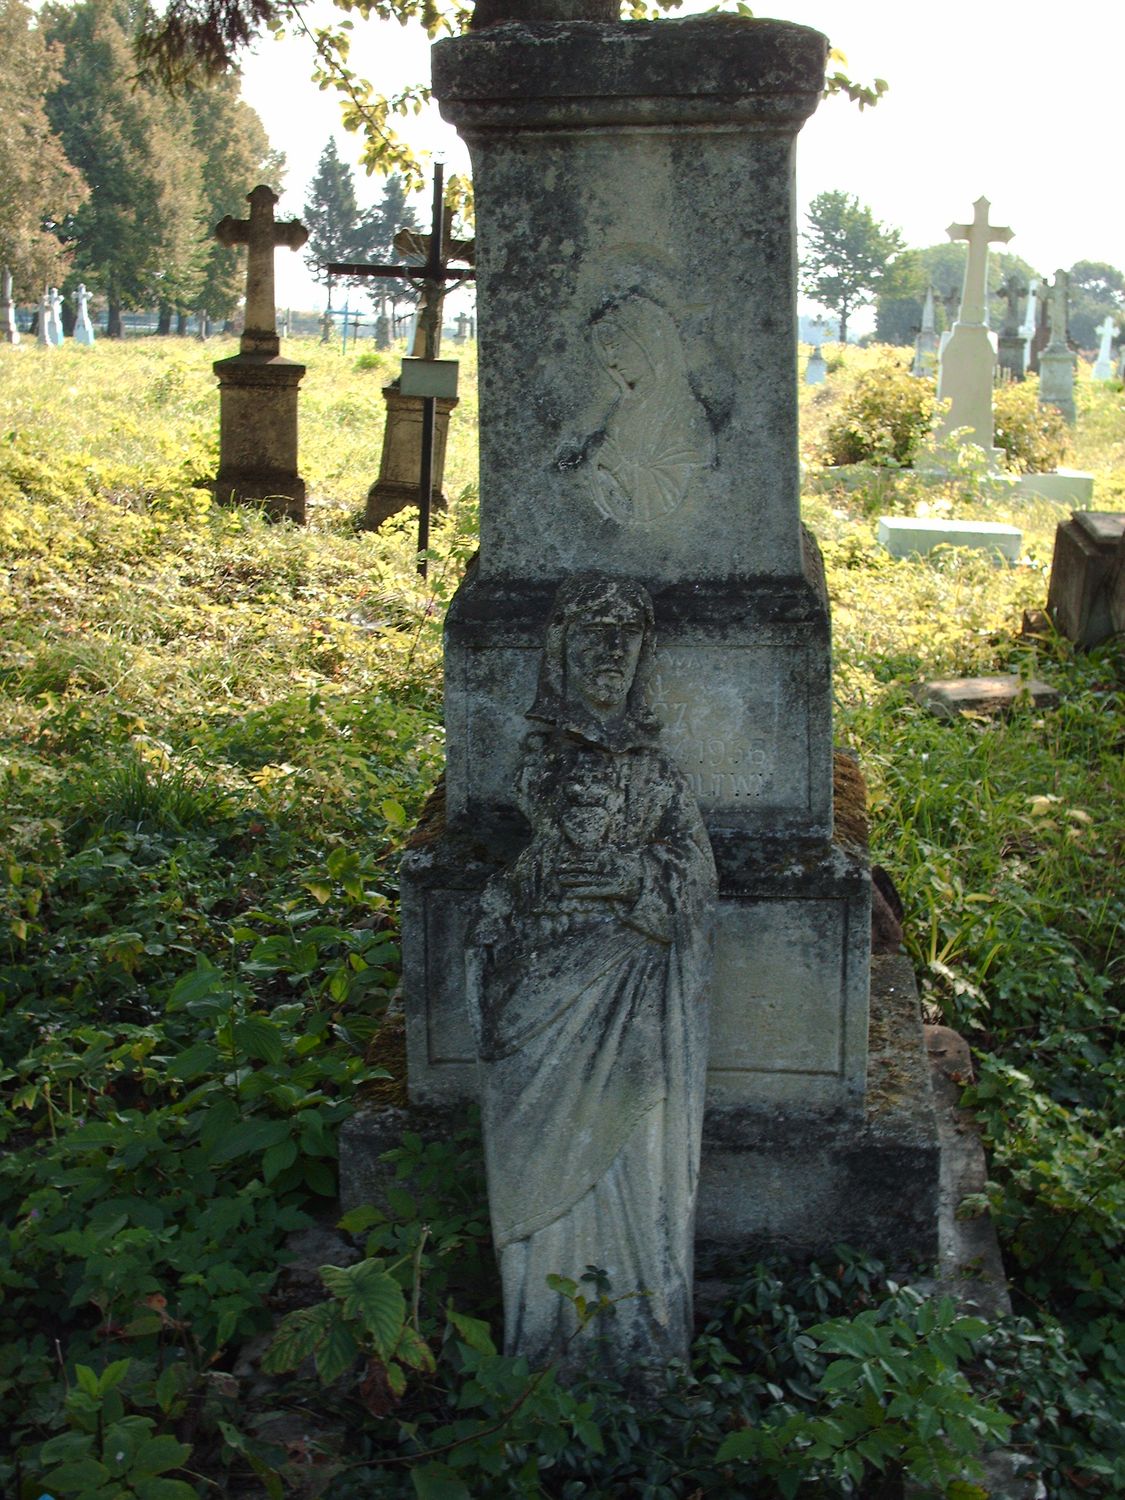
{"left": 469, "top": 728, "right": 716, "bottom": 1367}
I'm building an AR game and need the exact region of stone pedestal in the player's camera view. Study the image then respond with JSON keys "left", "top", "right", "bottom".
{"left": 936, "top": 324, "right": 999, "bottom": 451}
{"left": 1038, "top": 347, "right": 1077, "bottom": 424}
{"left": 212, "top": 352, "right": 307, "bottom": 522}
{"left": 380, "top": 13, "right": 942, "bottom": 1280}
{"left": 1, "top": 267, "right": 19, "bottom": 345}
{"left": 805, "top": 349, "right": 827, "bottom": 384}
{"left": 1047, "top": 511, "right": 1125, "bottom": 648}
{"left": 997, "top": 332, "right": 1024, "bottom": 381}
{"left": 364, "top": 384, "right": 458, "bottom": 528}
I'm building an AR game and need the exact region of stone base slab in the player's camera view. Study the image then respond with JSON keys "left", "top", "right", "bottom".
{"left": 1013, "top": 468, "right": 1094, "bottom": 506}
{"left": 399, "top": 798, "right": 870, "bottom": 1115}
{"left": 877, "top": 516, "right": 1021, "bottom": 561}
{"left": 341, "top": 954, "right": 939, "bottom": 1268}
{"left": 910, "top": 675, "right": 1059, "bottom": 719}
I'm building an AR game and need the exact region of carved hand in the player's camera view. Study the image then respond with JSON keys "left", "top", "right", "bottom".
{"left": 557, "top": 850, "right": 643, "bottom": 904}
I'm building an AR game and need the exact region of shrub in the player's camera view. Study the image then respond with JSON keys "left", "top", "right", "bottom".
{"left": 993, "top": 377, "right": 1071, "bottom": 473}
{"left": 820, "top": 360, "right": 937, "bottom": 467}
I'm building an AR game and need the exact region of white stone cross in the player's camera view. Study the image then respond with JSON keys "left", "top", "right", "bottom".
{"left": 214, "top": 185, "right": 308, "bottom": 350}
{"left": 1096, "top": 316, "right": 1116, "bottom": 358}
{"left": 946, "top": 196, "right": 1013, "bottom": 327}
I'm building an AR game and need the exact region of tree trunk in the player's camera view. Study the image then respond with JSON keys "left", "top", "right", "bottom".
{"left": 62, "top": 300, "right": 76, "bottom": 337}
{"left": 156, "top": 303, "right": 173, "bottom": 335}
{"left": 176, "top": 310, "right": 188, "bottom": 336}
{"left": 107, "top": 301, "right": 123, "bottom": 339}
{"left": 838, "top": 304, "right": 849, "bottom": 345}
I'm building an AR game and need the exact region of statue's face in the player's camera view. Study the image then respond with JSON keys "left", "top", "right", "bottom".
{"left": 593, "top": 316, "right": 649, "bottom": 388}
{"left": 565, "top": 610, "right": 644, "bottom": 713}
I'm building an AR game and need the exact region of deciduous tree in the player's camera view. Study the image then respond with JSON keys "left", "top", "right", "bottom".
{"left": 801, "top": 191, "right": 904, "bottom": 345}
{"left": 0, "top": 0, "right": 87, "bottom": 298}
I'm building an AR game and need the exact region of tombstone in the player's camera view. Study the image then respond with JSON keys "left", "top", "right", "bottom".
{"left": 937, "top": 286, "right": 959, "bottom": 361}
{"left": 362, "top": 212, "right": 473, "bottom": 529}
{"left": 454, "top": 310, "right": 470, "bottom": 343}
{"left": 911, "top": 284, "right": 939, "bottom": 377}
{"left": 996, "top": 272, "right": 1025, "bottom": 381}
{"left": 37, "top": 289, "right": 52, "bottom": 348}
{"left": 1020, "top": 276, "right": 1039, "bottom": 371}
{"left": 1047, "top": 511, "right": 1125, "bottom": 648}
{"left": 935, "top": 198, "right": 1012, "bottom": 454}
{"left": 319, "top": 309, "right": 334, "bottom": 344}
{"left": 1092, "top": 315, "right": 1117, "bottom": 381}
{"left": 341, "top": 10, "right": 941, "bottom": 1374}
{"left": 1028, "top": 281, "right": 1050, "bottom": 374}
{"left": 45, "top": 287, "right": 64, "bottom": 346}
{"left": 876, "top": 516, "right": 1022, "bottom": 561}
{"left": 1038, "top": 270, "right": 1076, "bottom": 424}
{"left": 374, "top": 310, "right": 391, "bottom": 349}
{"left": 211, "top": 185, "right": 309, "bottom": 522}
{"left": 73, "top": 284, "right": 95, "bottom": 346}
{"left": 804, "top": 345, "right": 827, "bottom": 384}
{"left": 1, "top": 267, "right": 19, "bottom": 345}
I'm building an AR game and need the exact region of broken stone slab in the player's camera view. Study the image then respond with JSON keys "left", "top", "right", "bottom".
{"left": 877, "top": 516, "right": 1022, "bottom": 561}
{"left": 910, "top": 675, "right": 1059, "bottom": 719}
{"left": 1047, "top": 510, "right": 1125, "bottom": 648}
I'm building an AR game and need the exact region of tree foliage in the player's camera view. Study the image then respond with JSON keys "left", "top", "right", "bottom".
{"left": 801, "top": 190, "right": 905, "bottom": 344}
{"left": 0, "top": 0, "right": 87, "bottom": 297}
{"left": 1066, "top": 259, "right": 1125, "bottom": 349}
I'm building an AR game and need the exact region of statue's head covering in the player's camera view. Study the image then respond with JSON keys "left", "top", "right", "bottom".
{"left": 528, "top": 572, "right": 658, "bottom": 750}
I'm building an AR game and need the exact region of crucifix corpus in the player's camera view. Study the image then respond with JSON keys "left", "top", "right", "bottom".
{"left": 328, "top": 165, "right": 475, "bottom": 574}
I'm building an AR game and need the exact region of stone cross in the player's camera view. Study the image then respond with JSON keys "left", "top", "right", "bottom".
{"left": 214, "top": 185, "right": 308, "bottom": 356}
{"left": 999, "top": 273, "right": 1023, "bottom": 336}
{"left": 395, "top": 213, "right": 475, "bottom": 360}
{"left": 1, "top": 266, "right": 19, "bottom": 345}
{"left": 37, "top": 289, "right": 51, "bottom": 347}
{"left": 1046, "top": 269, "right": 1069, "bottom": 351}
{"left": 946, "top": 196, "right": 1012, "bottom": 327}
{"left": 1096, "top": 316, "right": 1116, "bottom": 357}
{"left": 74, "top": 283, "right": 95, "bottom": 346}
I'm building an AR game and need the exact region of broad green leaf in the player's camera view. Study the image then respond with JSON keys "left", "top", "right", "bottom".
{"left": 169, "top": 964, "right": 224, "bottom": 1007}
{"left": 43, "top": 1457, "right": 112, "bottom": 1489}
{"left": 321, "top": 1261, "right": 406, "bottom": 1359}
{"left": 315, "top": 1313, "right": 360, "bottom": 1384}
{"left": 209, "top": 1117, "right": 290, "bottom": 1163}
{"left": 166, "top": 1041, "right": 219, "bottom": 1081}
{"left": 133, "top": 1480, "right": 202, "bottom": 1500}
{"left": 381, "top": 799, "right": 407, "bottom": 827}
{"left": 304, "top": 880, "right": 332, "bottom": 905}
{"left": 412, "top": 1462, "right": 472, "bottom": 1500}
{"left": 134, "top": 1433, "right": 192, "bottom": 1476}
{"left": 262, "top": 1303, "right": 335, "bottom": 1373}
{"left": 446, "top": 1307, "right": 496, "bottom": 1356}
{"left": 263, "top": 1138, "right": 299, "bottom": 1182}
{"left": 233, "top": 1015, "right": 286, "bottom": 1064}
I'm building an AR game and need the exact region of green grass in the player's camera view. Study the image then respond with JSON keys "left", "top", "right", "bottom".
{"left": 0, "top": 336, "right": 1121, "bottom": 1498}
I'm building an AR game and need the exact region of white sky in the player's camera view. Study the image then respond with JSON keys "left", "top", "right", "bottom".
{"left": 240, "top": 0, "right": 1125, "bottom": 321}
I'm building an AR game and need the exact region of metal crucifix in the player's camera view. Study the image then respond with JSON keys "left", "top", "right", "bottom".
{"left": 328, "top": 165, "right": 475, "bottom": 577}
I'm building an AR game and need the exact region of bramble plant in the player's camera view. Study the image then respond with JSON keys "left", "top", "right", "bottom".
{"left": 0, "top": 337, "right": 1122, "bottom": 1496}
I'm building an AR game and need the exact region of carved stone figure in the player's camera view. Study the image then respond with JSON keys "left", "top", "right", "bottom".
{"left": 580, "top": 293, "right": 714, "bottom": 527}
{"left": 467, "top": 574, "right": 716, "bottom": 1372}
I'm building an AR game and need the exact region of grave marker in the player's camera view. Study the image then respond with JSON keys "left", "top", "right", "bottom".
{"left": 211, "top": 185, "right": 309, "bottom": 521}
{"left": 936, "top": 197, "right": 1012, "bottom": 453}
{"left": 1092, "top": 315, "right": 1117, "bottom": 381}
{"left": 1038, "top": 269, "right": 1076, "bottom": 423}
{"left": 1, "top": 267, "right": 19, "bottom": 345}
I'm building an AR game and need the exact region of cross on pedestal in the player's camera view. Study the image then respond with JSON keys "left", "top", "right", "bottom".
{"left": 1046, "top": 269, "right": 1070, "bottom": 352}
{"left": 328, "top": 166, "right": 476, "bottom": 575}
{"left": 946, "top": 196, "right": 1012, "bottom": 328}
{"left": 215, "top": 185, "right": 309, "bottom": 356}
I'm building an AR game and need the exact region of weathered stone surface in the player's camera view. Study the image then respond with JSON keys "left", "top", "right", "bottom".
{"left": 911, "top": 674, "right": 1060, "bottom": 719}
{"left": 472, "top": 0, "right": 619, "bottom": 24}
{"left": 1013, "top": 468, "right": 1094, "bottom": 505}
{"left": 935, "top": 198, "right": 1012, "bottom": 454}
{"left": 468, "top": 574, "right": 716, "bottom": 1369}
{"left": 365, "top": 387, "right": 458, "bottom": 528}
{"left": 1, "top": 266, "right": 19, "bottom": 345}
{"left": 211, "top": 187, "right": 309, "bottom": 521}
{"left": 805, "top": 347, "right": 827, "bottom": 384}
{"left": 1092, "top": 314, "right": 1118, "bottom": 381}
{"left": 1038, "top": 270, "right": 1076, "bottom": 424}
{"left": 1047, "top": 510, "right": 1125, "bottom": 647}
{"left": 877, "top": 516, "right": 1022, "bottom": 560}
{"left": 73, "top": 283, "right": 95, "bottom": 346}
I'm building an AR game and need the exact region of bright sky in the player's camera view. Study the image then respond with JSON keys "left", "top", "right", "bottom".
{"left": 240, "top": 0, "right": 1125, "bottom": 321}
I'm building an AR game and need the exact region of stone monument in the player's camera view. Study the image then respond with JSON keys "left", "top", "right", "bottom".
{"left": 996, "top": 272, "right": 1025, "bottom": 381}
{"left": 805, "top": 320, "right": 827, "bottom": 384}
{"left": 1092, "top": 315, "right": 1117, "bottom": 381}
{"left": 1038, "top": 270, "right": 1076, "bottom": 424}
{"left": 46, "top": 287, "right": 64, "bottom": 346}
{"left": 935, "top": 197, "right": 1012, "bottom": 454}
{"left": 352, "top": 7, "right": 940, "bottom": 1374}
{"left": 37, "top": 289, "right": 52, "bottom": 348}
{"left": 1, "top": 267, "right": 19, "bottom": 345}
{"left": 74, "top": 284, "right": 95, "bottom": 346}
{"left": 1020, "top": 276, "right": 1039, "bottom": 370}
{"left": 211, "top": 185, "right": 309, "bottom": 522}
{"left": 911, "top": 285, "right": 939, "bottom": 377}
{"left": 1047, "top": 511, "right": 1125, "bottom": 648}
{"left": 363, "top": 212, "right": 473, "bottom": 529}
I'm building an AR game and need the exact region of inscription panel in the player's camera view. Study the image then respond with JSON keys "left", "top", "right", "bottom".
{"left": 650, "top": 645, "right": 810, "bottom": 815}
{"left": 709, "top": 899, "right": 846, "bottom": 1077}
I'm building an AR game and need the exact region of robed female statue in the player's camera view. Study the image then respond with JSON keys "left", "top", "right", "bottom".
{"left": 467, "top": 574, "right": 716, "bottom": 1371}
